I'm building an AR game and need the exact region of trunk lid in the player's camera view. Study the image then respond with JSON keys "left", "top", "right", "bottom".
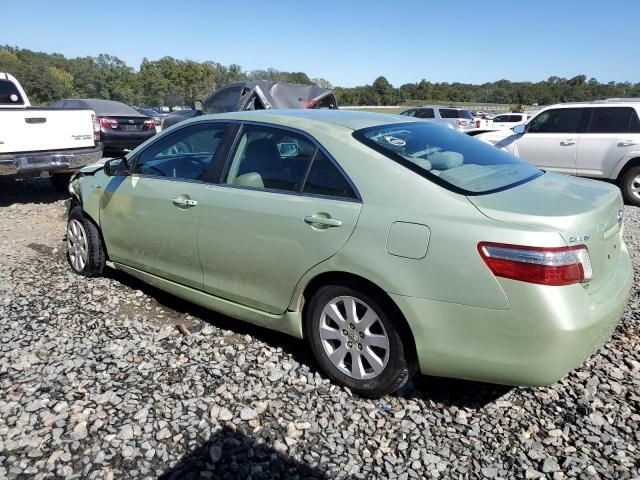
{"left": 113, "top": 116, "right": 147, "bottom": 132}
{"left": 468, "top": 172, "right": 624, "bottom": 293}
{"left": 0, "top": 108, "right": 96, "bottom": 153}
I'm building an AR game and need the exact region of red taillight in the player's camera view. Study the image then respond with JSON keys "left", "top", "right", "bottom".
{"left": 304, "top": 99, "right": 317, "bottom": 109}
{"left": 475, "top": 120, "right": 481, "bottom": 128}
{"left": 144, "top": 119, "right": 156, "bottom": 130}
{"left": 478, "top": 242, "right": 593, "bottom": 286}
{"left": 99, "top": 117, "right": 118, "bottom": 129}
{"left": 456, "top": 119, "right": 468, "bottom": 126}
{"left": 91, "top": 113, "right": 100, "bottom": 142}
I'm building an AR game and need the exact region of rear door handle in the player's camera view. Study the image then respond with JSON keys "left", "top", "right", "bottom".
{"left": 619, "top": 140, "right": 637, "bottom": 147}
{"left": 560, "top": 139, "right": 576, "bottom": 146}
{"left": 304, "top": 215, "right": 342, "bottom": 228}
{"left": 172, "top": 196, "right": 198, "bottom": 207}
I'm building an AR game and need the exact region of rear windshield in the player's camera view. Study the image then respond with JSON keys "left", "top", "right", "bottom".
{"left": 439, "top": 108, "right": 473, "bottom": 119}
{"left": 354, "top": 122, "right": 542, "bottom": 195}
{"left": 0, "top": 79, "right": 24, "bottom": 105}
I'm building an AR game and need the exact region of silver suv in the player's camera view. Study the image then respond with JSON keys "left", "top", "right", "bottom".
{"left": 476, "top": 99, "right": 640, "bottom": 206}
{"left": 399, "top": 106, "right": 475, "bottom": 132}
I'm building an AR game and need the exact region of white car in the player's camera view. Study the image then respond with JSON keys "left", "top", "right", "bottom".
{"left": 0, "top": 73, "right": 102, "bottom": 191}
{"left": 399, "top": 106, "right": 476, "bottom": 132}
{"left": 490, "top": 112, "right": 530, "bottom": 129}
{"left": 474, "top": 100, "right": 640, "bottom": 205}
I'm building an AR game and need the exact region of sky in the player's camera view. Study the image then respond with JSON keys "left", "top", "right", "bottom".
{"left": 2, "top": 0, "right": 639, "bottom": 87}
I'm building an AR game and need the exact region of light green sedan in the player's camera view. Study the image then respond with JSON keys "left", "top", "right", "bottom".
{"left": 67, "top": 110, "right": 633, "bottom": 397}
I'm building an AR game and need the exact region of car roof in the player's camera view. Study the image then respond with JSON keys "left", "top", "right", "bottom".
{"left": 62, "top": 98, "right": 143, "bottom": 116}
{"left": 193, "top": 109, "right": 417, "bottom": 132}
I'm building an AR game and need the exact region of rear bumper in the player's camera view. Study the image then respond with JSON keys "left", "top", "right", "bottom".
{"left": 101, "top": 129, "right": 156, "bottom": 150}
{"left": 0, "top": 145, "right": 103, "bottom": 177}
{"left": 391, "top": 242, "right": 633, "bottom": 386}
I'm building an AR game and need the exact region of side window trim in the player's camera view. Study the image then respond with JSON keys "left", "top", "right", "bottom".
{"left": 218, "top": 120, "right": 362, "bottom": 202}
{"left": 128, "top": 120, "right": 233, "bottom": 183}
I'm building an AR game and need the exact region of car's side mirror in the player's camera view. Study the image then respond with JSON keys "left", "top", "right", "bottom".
{"left": 193, "top": 100, "right": 203, "bottom": 112}
{"left": 103, "top": 157, "right": 128, "bottom": 176}
{"left": 512, "top": 124, "right": 526, "bottom": 134}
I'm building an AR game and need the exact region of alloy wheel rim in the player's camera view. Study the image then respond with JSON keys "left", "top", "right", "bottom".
{"left": 631, "top": 175, "right": 640, "bottom": 200}
{"left": 67, "top": 219, "right": 88, "bottom": 272}
{"left": 319, "top": 296, "right": 390, "bottom": 380}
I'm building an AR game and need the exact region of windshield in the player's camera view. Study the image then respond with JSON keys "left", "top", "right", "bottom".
{"left": 354, "top": 122, "right": 542, "bottom": 195}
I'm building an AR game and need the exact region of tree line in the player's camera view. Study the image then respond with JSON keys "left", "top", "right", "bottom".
{"left": 2, "top": 46, "right": 639, "bottom": 108}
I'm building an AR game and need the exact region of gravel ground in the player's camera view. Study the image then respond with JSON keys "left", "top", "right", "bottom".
{"left": 0, "top": 177, "right": 639, "bottom": 479}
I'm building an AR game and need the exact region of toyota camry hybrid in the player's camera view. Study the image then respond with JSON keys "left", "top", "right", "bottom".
{"left": 66, "top": 110, "right": 632, "bottom": 397}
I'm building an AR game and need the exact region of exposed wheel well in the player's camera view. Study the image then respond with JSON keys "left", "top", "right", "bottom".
{"left": 616, "top": 157, "right": 640, "bottom": 183}
{"left": 301, "top": 271, "right": 418, "bottom": 369}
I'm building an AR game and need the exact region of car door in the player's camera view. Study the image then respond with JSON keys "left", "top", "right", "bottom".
{"left": 100, "top": 121, "right": 232, "bottom": 289}
{"left": 577, "top": 106, "right": 640, "bottom": 178}
{"left": 512, "top": 107, "right": 589, "bottom": 175}
{"left": 197, "top": 123, "right": 362, "bottom": 314}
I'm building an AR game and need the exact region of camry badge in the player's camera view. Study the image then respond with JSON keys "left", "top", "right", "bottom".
{"left": 129, "top": 119, "right": 135, "bottom": 124}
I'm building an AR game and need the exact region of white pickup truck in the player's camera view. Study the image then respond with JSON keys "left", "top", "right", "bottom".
{"left": 0, "top": 73, "right": 103, "bottom": 192}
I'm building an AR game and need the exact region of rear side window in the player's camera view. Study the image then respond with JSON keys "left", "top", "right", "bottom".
{"left": 629, "top": 109, "right": 640, "bottom": 133}
{"left": 303, "top": 150, "right": 356, "bottom": 199}
{"left": 493, "top": 115, "right": 509, "bottom": 122}
{"left": 439, "top": 108, "right": 473, "bottom": 120}
{"left": 588, "top": 107, "right": 637, "bottom": 134}
{"left": 509, "top": 115, "right": 523, "bottom": 122}
{"left": 354, "top": 122, "right": 541, "bottom": 195}
{"left": 0, "top": 79, "right": 23, "bottom": 105}
{"left": 415, "top": 109, "right": 435, "bottom": 119}
{"left": 527, "top": 108, "right": 587, "bottom": 133}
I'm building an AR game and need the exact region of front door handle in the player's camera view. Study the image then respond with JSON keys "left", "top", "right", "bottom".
{"left": 619, "top": 140, "right": 637, "bottom": 147}
{"left": 172, "top": 196, "right": 198, "bottom": 207}
{"left": 560, "top": 139, "right": 576, "bottom": 146}
{"left": 304, "top": 215, "right": 342, "bottom": 228}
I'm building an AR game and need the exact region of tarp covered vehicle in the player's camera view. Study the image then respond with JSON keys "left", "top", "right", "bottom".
{"left": 162, "top": 80, "right": 338, "bottom": 129}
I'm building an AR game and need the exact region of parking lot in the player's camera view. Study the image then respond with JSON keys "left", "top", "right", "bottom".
{"left": 0, "top": 177, "right": 637, "bottom": 479}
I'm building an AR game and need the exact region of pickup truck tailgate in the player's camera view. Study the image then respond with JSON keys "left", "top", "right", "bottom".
{"left": 0, "top": 109, "right": 96, "bottom": 154}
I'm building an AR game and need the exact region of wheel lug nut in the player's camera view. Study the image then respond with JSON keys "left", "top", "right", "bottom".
{"left": 347, "top": 342, "right": 353, "bottom": 348}
{"left": 349, "top": 324, "right": 355, "bottom": 329}
{"left": 342, "top": 329, "right": 348, "bottom": 335}
{"left": 359, "top": 332, "right": 364, "bottom": 338}
{"left": 357, "top": 344, "right": 363, "bottom": 350}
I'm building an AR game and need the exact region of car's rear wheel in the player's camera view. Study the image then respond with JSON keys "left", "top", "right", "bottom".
{"left": 67, "top": 206, "right": 105, "bottom": 277}
{"left": 50, "top": 173, "right": 72, "bottom": 194}
{"left": 306, "top": 284, "right": 413, "bottom": 397}
{"left": 619, "top": 165, "right": 640, "bottom": 207}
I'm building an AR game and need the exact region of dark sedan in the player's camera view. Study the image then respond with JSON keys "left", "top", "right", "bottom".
{"left": 52, "top": 99, "right": 157, "bottom": 152}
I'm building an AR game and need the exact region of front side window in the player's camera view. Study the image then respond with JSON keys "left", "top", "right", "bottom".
{"left": 439, "top": 109, "right": 473, "bottom": 120}
{"left": 509, "top": 115, "right": 524, "bottom": 122}
{"left": 588, "top": 107, "right": 635, "bottom": 134}
{"left": 630, "top": 109, "right": 640, "bottom": 133}
{"left": 493, "top": 115, "right": 509, "bottom": 122}
{"left": 354, "top": 122, "right": 541, "bottom": 195}
{"left": 527, "top": 108, "right": 587, "bottom": 133}
{"left": 400, "top": 109, "right": 416, "bottom": 117}
{"left": 204, "top": 86, "right": 243, "bottom": 114}
{"left": 133, "top": 123, "right": 228, "bottom": 181}
{"left": 0, "top": 79, "right": 23, "bottom": 105}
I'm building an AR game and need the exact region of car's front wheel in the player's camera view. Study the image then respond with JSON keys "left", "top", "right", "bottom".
{"left": 306, "top": 284, "right": 413, "bottom": 397}
{"left": 619, "top": 165, "right": 640, "bottom": 207}
{"left": 67, "top": 206, "right": 106, "bottom": 277}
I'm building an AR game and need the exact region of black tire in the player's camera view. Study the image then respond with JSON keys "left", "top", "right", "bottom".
{"left": 619, "top": 166, "right": 640, "bottom": 207}
{"left": 66, "top": 206, "right": 106, "bottom": 277}
{"left": 305, "top": 284, "right": 413, "bottom": 398}
{"left": 50, "top": 173, "right": 73, "bottom": 194}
